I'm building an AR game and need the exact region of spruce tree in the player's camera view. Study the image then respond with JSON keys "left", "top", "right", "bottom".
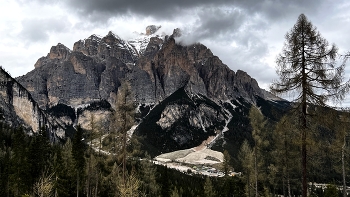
{"left": 270, "top": 14, "right": 349, "bottom": 197}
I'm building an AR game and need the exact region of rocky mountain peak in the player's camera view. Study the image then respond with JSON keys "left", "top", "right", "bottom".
{"left": 103, "top": 31, "right": 122, "bottom": 44}
{"left": 88, "top": 34, "right": 102, "bottom": 41}
{"left": 145, "top": 25, "right": 161, "bottom": 35}
{"left": 34, "top": 43, "right": 71, "bottom": 68}
{"left": 49, "top": 43, "right": 71, "bottom": 60}
{"left": 73, "top": 34, "right": 101, "bottom": 56}
{"left": 172, "top": 28, "right": 182, "bottom": 37}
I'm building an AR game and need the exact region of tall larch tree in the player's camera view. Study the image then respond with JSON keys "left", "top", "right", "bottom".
{"left": 72, "top": 125, "right": 86, "bottom": 197}
{"left": 113, "top": 80, "right": 136, "bottom": 191}
{"left": 239, "top": 140, "right": 254, "bottom": 197}
{"left": 270, "top": 13, "right": 349, "bottom": 197}
{"left": 273, "top": 114, "right": 300, "bottom": 197}
{"left": 249, "top": 106, "right": 267, "bottom": 197}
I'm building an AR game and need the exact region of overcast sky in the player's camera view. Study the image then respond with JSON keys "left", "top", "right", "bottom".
{"left": 1, "top": 0, "right": 350, "bottom": 106}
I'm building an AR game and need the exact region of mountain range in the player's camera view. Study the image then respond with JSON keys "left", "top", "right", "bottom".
{"left": 0, "top": 25, "right": 289, "bottom": 157}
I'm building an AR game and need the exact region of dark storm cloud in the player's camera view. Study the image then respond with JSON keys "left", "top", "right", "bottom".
{"left": 19, "top": 18, "right": 69, "bottom": 43}
{"left": 58, "top": 0, "right": 324, "bottom": 22}
{"left": 54, "top": 0, "right": 327, "bottom": 49}
{"left": 19, "top": 0, "right": 328, "bottom": 44}
{"left": 14, "top": 0, "right": 320, "bottom": 23}
{"left": 64, "top": 0, "right": 234, "bottom": 20}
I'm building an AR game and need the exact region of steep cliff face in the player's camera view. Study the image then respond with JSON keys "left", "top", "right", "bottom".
{"left": 0, "top": 67, "right": 65, "bottom": 140}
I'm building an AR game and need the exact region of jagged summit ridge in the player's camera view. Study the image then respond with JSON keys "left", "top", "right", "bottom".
{"left": 18, "top": 26, "right": 266, "bottom": 110}
{"left": 35, "top": 26, "right": 172, "bottom": 69}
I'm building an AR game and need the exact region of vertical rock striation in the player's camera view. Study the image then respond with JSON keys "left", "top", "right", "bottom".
{"left": 0, "top": 67, "right": 65, "bottom": 140}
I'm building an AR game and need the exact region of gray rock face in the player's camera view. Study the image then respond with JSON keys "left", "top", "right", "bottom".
{"left": 157, "top": 104, "right": 189, "bottom": 129}
{"left": 146, "top": 25, "right": 161, "bottom": 35}
{"left": 0, "top": 67, "right": 65, "bottom": 140}
{"left": 17, "top": 27, "right": 266, "bottom": 120}
{"left": 73, "top": 34, "right": 101, "bottom": 56}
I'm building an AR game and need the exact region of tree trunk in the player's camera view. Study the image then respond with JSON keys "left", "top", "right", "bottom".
{"left": 342, "top": 136, "right": 346, "bottom": 197}
{"left": 301, "top": 28, "right": 308, "bottom": 197}
{"left": 282, "top": 178, "right": 285, "bottom": 197}
{"left": 122, "top": 94, "right": 127, "bottom": 188}
{"left": 254, "top": 147, "right": 258, "bottom": 197}
{"left": 287, "top": 174, "right": 291, "bottom": 197}
{"left": 302, "top": 126, "right": 307, "bottom": 197}
{"left": 16, "top": 169, "right": 19, "bottom": 196}
{"left": 87, "top": 162, "right": 91, "bottom": 197}
{"left": 247, "top": 173, "right": 251, "bottom": 197}
{"left": 55, "top": 175, "right": 58, "bottom": 197}
{"left": 99, "top": 133, "right": 102, "bottom": 156}
{"left": 87, "top": 134, "right": 93, "bottom": 197}
{"left": 95, "top": 172, "right": 99, "bottom": 197}
{"left": 7, "top": 176, "right": 9, "bottom": 197}
{"left": 77, "top": 171, "right": 79, "bottom": 197}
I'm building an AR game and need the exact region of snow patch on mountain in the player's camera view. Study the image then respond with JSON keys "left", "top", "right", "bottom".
{"left": 128, "top": 31, "right": 165, "bottom": 56}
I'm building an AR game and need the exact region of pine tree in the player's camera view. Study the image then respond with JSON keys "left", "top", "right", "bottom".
{"left": 273, "top": 114, "right": 300, "bottom": 197}
{"left": 324, "top": 109, "right": 350, "bottom": 197}
{"left": 0, "top": 141, "right": 11, "bottom": 197}
{"left": 87, "top": 154, "right": 100, "bottom": 197}
{"left": 116, "top": 169, "right": 142, "bottom": 197}
{"left": 10, "top": 127, "right": 31, "bottom": 195}
{"left": 203, "top": 177, "right": 216, "bottom": 197}
{"left": 72, "top": 125, "right": 86, "bottom": 197}
{"left": 62, "top": 139, "right": 77, "bottom": 196}
{"left": 28, "top": 127, "right": 51, "bottom": 186}
{"left": 239, "top": 140, "right": 254, "bottom": 197}
{"left": 139, "top": 154, "right": 160, "bottom": 196}
{"left": 222, "top": 150, "right": 231, "bottom": 176}
{"left": 86, "top": 114, "right": 97, "bottom": 197}
{"left": 270, "top": 14, "right": 349, "bottom": 197}
{"left": 112, "top": 80, "right": 136, "bottom": 189}
{"left": 249, "top": 106, "right": 267, "bottom": 197}
{"left": 324, "top": 184, "right": 338, "bottom": 197}
{"left": 33, "top": 172, "right": 54, "bottom": 197}
{"left": 170, "top": 187, "right": 181, "bottom": 197}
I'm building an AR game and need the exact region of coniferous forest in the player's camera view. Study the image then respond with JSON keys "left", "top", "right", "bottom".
{"left": 1, "top": 105, "right": 350, "bottom": 197}
{"left": 0, "top": 122, "right": 245, "bottom": 197}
